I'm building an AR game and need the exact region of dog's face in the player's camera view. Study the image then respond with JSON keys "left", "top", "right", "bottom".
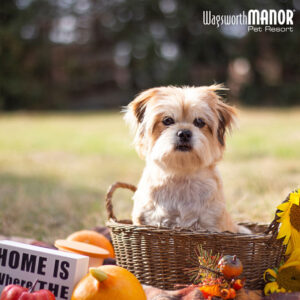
{"left": 125, "top": 85, "right": 236, "bottom": 173}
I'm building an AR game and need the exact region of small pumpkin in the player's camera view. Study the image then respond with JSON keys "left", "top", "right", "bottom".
{"left": 218, "top": 255, "right": 243, "bottom": 279}
{"left": 71, "top": 265, "right": 146, "bottom": 300}
{"left": 67, "top": 230, "right": 115, "bottom": 258}
{"left": 220, "top": 288, "right": 236, "bottom": 299}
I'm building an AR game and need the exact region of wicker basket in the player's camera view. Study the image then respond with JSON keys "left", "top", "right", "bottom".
{"left": 106, "top": 182, "right": 285, "bottom": 290}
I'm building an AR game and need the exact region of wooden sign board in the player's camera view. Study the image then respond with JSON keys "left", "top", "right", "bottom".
{"left": 0, "top": 240, "right": 89, "bottom": 300}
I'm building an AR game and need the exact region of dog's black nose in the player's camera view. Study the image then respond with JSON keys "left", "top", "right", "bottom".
{"left": 177, "top": 129, "right": 192, "bottom": 142}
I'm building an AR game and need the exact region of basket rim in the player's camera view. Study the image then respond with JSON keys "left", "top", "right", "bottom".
{"left": 106, "top": 219, "right": 273, "bottom": 239}
{"left": 105, "top": 181, "right": 287, "bottom": 242}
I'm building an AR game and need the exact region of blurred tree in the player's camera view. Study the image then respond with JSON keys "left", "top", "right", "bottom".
{"left": 0, "top": 0, "right": 299, "bottom": 109}
{"left": 0, "top": 0, "right": 57, "bottom": 109}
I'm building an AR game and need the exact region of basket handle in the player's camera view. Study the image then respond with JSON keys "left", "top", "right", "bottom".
{"left": 264, "top": 216, "right": 280, "bottom": 246}
{"left": 264, "top": 192, "right": 290, "bottom": 246}
{"left": 105, "top": 182, "right": 137, "bottom": 221}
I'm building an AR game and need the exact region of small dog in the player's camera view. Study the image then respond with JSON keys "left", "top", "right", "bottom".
{"left": 124, "top": 85, "right": 250, "bottom": 233}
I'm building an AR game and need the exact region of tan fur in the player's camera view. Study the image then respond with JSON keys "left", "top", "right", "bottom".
{"left": 124, "top": 85, "right": 250, "bottom": 233}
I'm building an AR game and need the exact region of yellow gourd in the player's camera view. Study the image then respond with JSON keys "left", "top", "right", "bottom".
{"left": 71, "top": 265, "right": 146, "bottom": 300}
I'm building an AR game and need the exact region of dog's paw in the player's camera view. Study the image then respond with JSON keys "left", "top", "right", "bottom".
{"left": 237, "top": 225, "right": 252, "bottom": 234}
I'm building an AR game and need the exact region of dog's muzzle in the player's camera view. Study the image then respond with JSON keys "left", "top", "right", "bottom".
{"left": 175, "top": 129, "right": 192, "bottom": 152}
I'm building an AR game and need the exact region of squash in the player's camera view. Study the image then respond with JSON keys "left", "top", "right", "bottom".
{"left": 67, "top": 230, "right": 115, "bottom": 258}
{"left": 55, "top": 239, "right": 109, "bottom": 267}
{"left": 71, "top": 265, "right": 146, "bottom": 300}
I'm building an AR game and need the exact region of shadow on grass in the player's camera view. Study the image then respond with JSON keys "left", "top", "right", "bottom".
{"left": 0, "top": 172, "right": 108, "bottom": 243}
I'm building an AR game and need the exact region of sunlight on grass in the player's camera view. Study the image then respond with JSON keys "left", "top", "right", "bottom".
{"left": 0, "top": 109, "right": 299, "bottom": 242}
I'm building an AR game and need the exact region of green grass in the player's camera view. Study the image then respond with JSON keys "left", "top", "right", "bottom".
{"left": 0, "top": 109, "right": 299, "bottom": 243}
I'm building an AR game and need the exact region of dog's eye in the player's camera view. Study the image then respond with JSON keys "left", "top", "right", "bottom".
{"left": 193, "top": 118, "right": 206, "bottom": 128}
{"left": 162, "top": 117, "right": 175, "bottom": 126}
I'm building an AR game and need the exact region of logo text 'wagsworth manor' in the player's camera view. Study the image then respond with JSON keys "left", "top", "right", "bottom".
{"left": 248, "top": 9, "right": 293, "bottom": 25}
{"left": 203, "top": 9, "right": 294, "bottom": 33}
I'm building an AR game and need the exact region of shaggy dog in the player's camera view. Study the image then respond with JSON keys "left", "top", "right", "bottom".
{"left": 124, "top": 85, "right": 250, "bottom": 233}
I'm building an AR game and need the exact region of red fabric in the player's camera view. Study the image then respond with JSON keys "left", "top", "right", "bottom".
{"left": 143, "top": 285, "right": 204, "bottom": 300}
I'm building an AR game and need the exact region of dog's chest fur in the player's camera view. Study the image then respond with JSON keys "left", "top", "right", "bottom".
{"left": 132, "top": 165, "right": 225, "bottom": 231}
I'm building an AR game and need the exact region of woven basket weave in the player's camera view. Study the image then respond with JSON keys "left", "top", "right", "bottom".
{"left": 106, "top": 182, "right": 285, "bottom": 290}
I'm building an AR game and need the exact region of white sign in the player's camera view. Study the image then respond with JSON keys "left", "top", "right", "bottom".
{"left": 0, "top": 240, "right": 89, "bottom": 300}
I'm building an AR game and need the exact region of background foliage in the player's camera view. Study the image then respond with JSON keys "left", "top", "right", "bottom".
{"left": 0, "top": 0, "right": 299, "bottom": 110}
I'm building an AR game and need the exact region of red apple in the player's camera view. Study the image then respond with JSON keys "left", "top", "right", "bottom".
{"left": 0, "top": 281, "right": 55, "bottom": 300}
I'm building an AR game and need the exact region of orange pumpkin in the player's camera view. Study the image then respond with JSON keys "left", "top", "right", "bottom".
{"left": 67, "top": 230, "right": 115, "bottom": 258}
{"left": 71, "top": 265, "right": 146, "bottom": 300}
{"left": 218, "top": 255, "right": 243, "bottom": 279}
{"left": 220, "top": 288, "right": 236, "bottom": 299}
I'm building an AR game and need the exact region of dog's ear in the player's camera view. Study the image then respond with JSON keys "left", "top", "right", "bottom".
{"left": 124, "top": 88, "right": 158, "bottom": 158}
{"left": 124, "top": 88, "right": 157, "bottom": 129}
{"left": 206, "top": 84, "right": 237, "bottom": 146}
{"left": 216, "top": 100, "right": 237, "bottom": 146}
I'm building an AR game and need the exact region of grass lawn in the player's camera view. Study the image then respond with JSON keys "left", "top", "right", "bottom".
{"left": 0, "top": 108, "right": 299, "bottom": 243}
